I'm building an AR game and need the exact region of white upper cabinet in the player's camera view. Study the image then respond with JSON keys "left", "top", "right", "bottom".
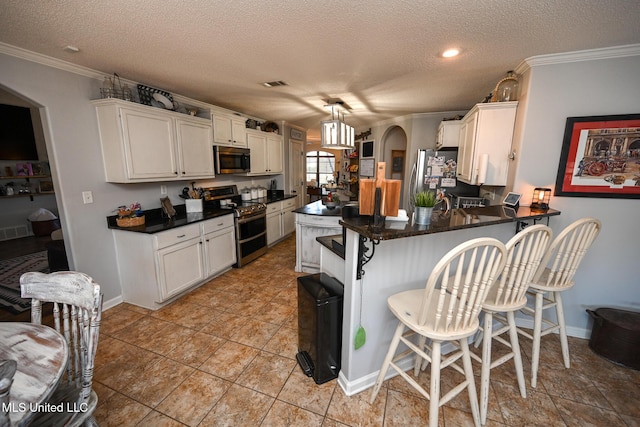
{"left": 212, "top": 113, "right": 247, "bottom": 148}
{"left": 436, "top": 120, "right": 462, "bottom": 149}
{"left": 456, "top": 102, "right": 517, "bottom": 186}
{"left": 246, "top": 130, "right": 283, "bottom": 175}
{"left": 93, "top": 99, "right": 214, "bottom": 183}
{"left": 175, "top": 116, "right": 215, "bottom": 178}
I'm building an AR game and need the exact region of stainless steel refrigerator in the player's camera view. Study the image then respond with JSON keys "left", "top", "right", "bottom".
{"left": 407, "top": 148, "right": 479, "bottom": 212}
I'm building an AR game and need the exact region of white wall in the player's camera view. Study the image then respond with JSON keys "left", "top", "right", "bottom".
{"left": 512, "top": 53, "right": 640, "bottom": 335}
{"left": 0, "top": 51, "right": 287, "bottom": 308}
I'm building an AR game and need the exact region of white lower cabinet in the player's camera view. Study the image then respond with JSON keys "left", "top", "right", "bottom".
{"left": 156, "top": 234, "right": 205, "bottom": 301}
{"left": 266, "top": 198, "right": 296, "bottom": 246}
{"left": 202, "top": 215, "right": 237, "bottom": 276}
{"left": 114, "top": 213, "right": 235, "bottom": 309}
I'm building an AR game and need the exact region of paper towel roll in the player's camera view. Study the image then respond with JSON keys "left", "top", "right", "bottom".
{"left": 477, "top": 154, "right": 489, "bottom": 184}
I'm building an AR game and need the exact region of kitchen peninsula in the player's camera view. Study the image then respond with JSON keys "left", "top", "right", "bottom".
{"left": 310, "top": 203, "right": 560, "bottom": 396}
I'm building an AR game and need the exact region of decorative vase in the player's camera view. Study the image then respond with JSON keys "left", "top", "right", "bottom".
{"left": 491, "top": 70, "right": 519, "bottom": 102}
{"left": 414, "top": 206, "right": 434, "bottom": 225}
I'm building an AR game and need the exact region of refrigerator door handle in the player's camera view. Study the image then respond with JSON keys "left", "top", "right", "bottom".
{"left": 408, "top": 160, "right": 417, "bottom": 211}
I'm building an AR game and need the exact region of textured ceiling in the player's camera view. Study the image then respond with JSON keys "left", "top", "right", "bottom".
{"left": 1, "top": 0, "right": 639, "bottom": 140}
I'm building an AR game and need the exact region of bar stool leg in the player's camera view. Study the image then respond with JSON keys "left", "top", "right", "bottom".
{"left": 461, "top": 338, "right": 481, "bottom": 427}
{"left": 531, "top": 291, "right": 544, "bottom": 388}
{"left": 479, "top": 311, "right": 493, "bottom": 425}
{"left": 507, "top": 310, "right": 526, "bottom": 398}
{"left": 429, "top": 341, "right": 442, "bottom": 427}
{"left": 555, "top": 292, "right": 570, "bottom": 368}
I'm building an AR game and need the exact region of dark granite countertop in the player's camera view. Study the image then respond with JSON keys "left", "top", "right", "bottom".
{"left": 107, "top": 204, "right": 234, "bottom": 234}
{"left": 108, "top": 193, "right": 297, "bottom": 234}
{"left": 266, "top": 193, "right": 297, "bottom": 204}
{"left": 294, "top": 200, "right": 357, "bottom": 217}
{"left": 340, "top": 205, "right": 561, "bottom": 241}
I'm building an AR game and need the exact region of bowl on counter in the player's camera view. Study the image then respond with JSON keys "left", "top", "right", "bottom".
{"left": 322, "top": 200, "right": 339, "bottom": 209}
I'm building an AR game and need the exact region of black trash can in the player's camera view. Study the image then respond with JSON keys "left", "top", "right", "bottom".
{"left": 587, "top": 308, "right": 640, "bottom": 371}
{"left": 296, "top": 273, "right": 344, "bottom": 384}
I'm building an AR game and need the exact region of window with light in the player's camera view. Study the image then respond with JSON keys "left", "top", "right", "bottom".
{"left": 306, "top": 151, "right": 336, "bottom": 185}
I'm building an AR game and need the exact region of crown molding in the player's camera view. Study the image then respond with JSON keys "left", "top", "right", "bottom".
{"left": 517, "top": 43, "right": 640, "bottom": 73}
{"left": 0, "top": 42, "right": 104, "bottom": 79}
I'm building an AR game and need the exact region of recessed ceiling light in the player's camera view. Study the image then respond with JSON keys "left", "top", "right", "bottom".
{"left": 441, "top": 48, "right": 460, "bottom": 58}
{"left": 63, "top": 45, "right": 80, "bottom": 53}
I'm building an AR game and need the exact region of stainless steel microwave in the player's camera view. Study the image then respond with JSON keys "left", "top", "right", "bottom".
{"left": 214, "top": 146, "right": 251, "bottom": 174}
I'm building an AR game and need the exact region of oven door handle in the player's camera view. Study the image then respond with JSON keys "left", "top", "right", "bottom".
{"left": 236, "top": 211, "right": 266, "bottom": 224}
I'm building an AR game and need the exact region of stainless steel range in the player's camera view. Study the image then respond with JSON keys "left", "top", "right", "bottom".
{"left": 203, "top": 185, "right": 267, "bottom": 267}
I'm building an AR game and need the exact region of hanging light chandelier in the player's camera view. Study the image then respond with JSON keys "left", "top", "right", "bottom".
{"left": 321, "top": 103, "right": 355, "bottom": 149}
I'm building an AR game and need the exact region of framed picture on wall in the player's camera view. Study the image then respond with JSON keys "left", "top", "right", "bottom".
{"left": 554, "top": 114, "right": 640, "bottom": 198}
{"left": 290, "top": 128, "right": 304, "bottom": 140}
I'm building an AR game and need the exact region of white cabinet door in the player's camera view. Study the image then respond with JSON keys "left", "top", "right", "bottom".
{"left": 266, "top": 211, "right": 282, "bottom": 246}
{"left": 457, "top": 113, "right": 478, "bottom": 184}
{"left": 212, "top": 114, "right": 233, "bottom": 146}
{"left": 120, "top": 107, "right": 177, "bottom": 180}
{"left": 231, "top": 119, "right": 248, "bottom": 148}
{"left": 436, "top": 120, "right": 462, "bottom": 149}
{"left": 248, "top": 132, "right": 282, "bottom": 175}
{"left": 203, "top": 227, "right": 236, "bottom": 277}
{"left": 156, "top": 236, "right": 204, "bottom": 301}
{"left": 266, "top": 135, "right": 283, "bottom": 173}
{"left": 213, "top": 114, "right": 247, "bottom": 148}
{"left": 282, "top": 208, "right": 296, "bottom": 236}
{"left": 456, "top": 102, "right": 517, "bottom": 186}
{"left": 247, "top": 132, "right": 268, "bottom": 174}
{"left": 175, "top": 117, "right": 214, "bottom": 178}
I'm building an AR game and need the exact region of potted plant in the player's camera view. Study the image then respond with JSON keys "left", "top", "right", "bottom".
{"left": 413, "top": 190, "right": 439, "bottom": 225}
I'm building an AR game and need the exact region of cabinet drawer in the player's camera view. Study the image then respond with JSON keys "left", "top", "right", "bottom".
{"left": 201, "top": 214, "right": 234, "bottom": 234}
{"left": 283, "top": 198, "right": 296, "bottom": 210}
{"left": 154, "top": 223, "right": 201, "bottom": 250}
{"left": 266, "top": 201, "right": 282, "bottom": 214}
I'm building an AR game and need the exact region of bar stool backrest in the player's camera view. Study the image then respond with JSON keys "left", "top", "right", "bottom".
{"left": 532, "top": 217, "right": 602, "bottom": 289}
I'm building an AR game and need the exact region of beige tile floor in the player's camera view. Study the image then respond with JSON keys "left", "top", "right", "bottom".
{"left": 93, "top": 234, "right": 640, "bottom": 426}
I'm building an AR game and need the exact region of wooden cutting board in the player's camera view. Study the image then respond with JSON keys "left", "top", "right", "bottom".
{"left": 359, "top": 162, "right": 401, "bottom": 217}
{"left": 359, "top": 179, "right": 376, "bottom": 215}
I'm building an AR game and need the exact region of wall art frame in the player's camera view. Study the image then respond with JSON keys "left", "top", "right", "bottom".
{"left": 554, "top": 113, "right": 640, "bottom": 199}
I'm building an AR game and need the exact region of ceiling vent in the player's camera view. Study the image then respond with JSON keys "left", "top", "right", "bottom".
{"left": 262, "top": 81, "right": 288, "bottom": 88}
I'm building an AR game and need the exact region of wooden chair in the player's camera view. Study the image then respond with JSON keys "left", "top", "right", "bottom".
{"left": 0, "top": 359, "right": 17, "bottom": 427}
{"left": 21, "top": 271, "right": 103, "bottom": 427}
{"left": 472, "top": 224, "right": 553, "bottom": 424}
{"left": 369, "top": 237, "right": 507, "bottom": 427}
{"left": 518, "top": 217, "right": 601, "bottom": 388}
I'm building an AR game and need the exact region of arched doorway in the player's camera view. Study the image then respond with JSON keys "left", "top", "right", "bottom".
{"left": 380, "top": 125, "right": 408, "bottom": 208}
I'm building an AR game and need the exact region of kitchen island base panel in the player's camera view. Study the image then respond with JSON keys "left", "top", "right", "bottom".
{"left": 295, "top": 212, "right": 342, "bottom": 273}
{"left": 336, "top": 224, "right": 515, "bottom": 395}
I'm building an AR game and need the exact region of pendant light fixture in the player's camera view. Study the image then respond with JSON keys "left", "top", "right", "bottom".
{"left": 321, "top": 103, "right": 355, "bottom": 149}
